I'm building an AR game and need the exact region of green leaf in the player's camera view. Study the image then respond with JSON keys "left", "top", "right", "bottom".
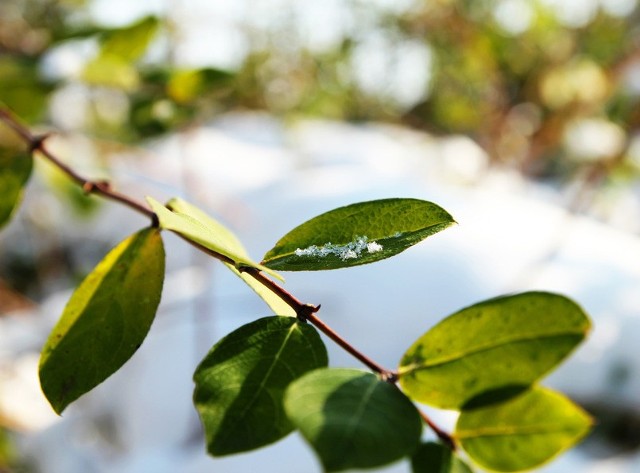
{"left": 262, "top": 198, "right": 455, "bottom": 271}
{"left": 193, "top": 316, "right": 327, "bottom": 455}
{"left": 284, "top": 368, "right": 423, "bottom": 472}
{"left": 0, "top": 149, "right": 32, "bottom": 228}
{"left": 0, "top": 58, "right": 53, "bottom": 122}
{"left": 456, "top": 387, "right": 592, "bottom": 472}
{"left": 147, "top": 196, "right": 284, "bottom": 282}
{"left": 398, "top": 292, "right": 591, "bottom": 409}
{"left": 167, "top": 68, "right": 234, "bottom": 104}
{"left": 167, "top": 198, "right": 293, "bottom": 315}
{"left": 39, "top": 228, "right": 165, "bottom": 414}
{"left": 100, "top": 16, "right": 160, "bottom": 62}
{"left": 82, "top": 55, "right": 139, "bottom": 91}
{"left": 81, "top": 17, "right": 159, "bottom": 90}
{"left": 411, "top": 442, "right": 474, "bottom": 473}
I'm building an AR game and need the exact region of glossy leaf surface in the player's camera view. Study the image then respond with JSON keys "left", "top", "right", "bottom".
{"left": 411, "top": 442, "right": 473, "bottom": 473}
{"left": 285, "top": 368, "right": 422, "bottom": 471}
{"left": 147, "top": 197, "right": 283, "bottom": 281}
{"left": 398, "top": 292, "right": 590, "bottom": 409}
{"left": 0, "top": 149, "right": 32, "bottom": 228}
{"left": 262, "top": 198, "right": 455, "bottom": 271}
{"left": 194, "top": 316, "right": 327, "bottom": 455}
{"left": 39, "top": 228, "right": 165, "bottom": 414}
{"left": 456, "top": 387, "right": 592, "bottom": 472}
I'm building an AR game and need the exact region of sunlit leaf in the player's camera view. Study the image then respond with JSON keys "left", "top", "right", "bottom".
{"left": 285, "top": 368, "right": 422, "bottom": 472}
{"left": 0, "top": 149, "right": 32, "bottom": 228}
{"left": 398, "top": 292, "right": 590, "bottom": 409}
{"left": 411, "top": 442, "right": 473, "bottom": 473}
{"left": 456, "top": 387, "right": 592, "bottom": 472}
{"left": 39, "top": 228, "right": 165, "bottom": 414}
{"left": 193, "top": 316, "right": 327, "bottom": 455}
{"left": 149, "top": 196, "right": 285, "bottom": 286}
{"left": 262, "top": 198, "right": 455, "bottom": 271}
{"left": 166, "top": 197, "right": 294, "bottom": 315}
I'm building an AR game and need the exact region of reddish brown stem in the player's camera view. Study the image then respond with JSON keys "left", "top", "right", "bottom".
{"left": 243, "top": 268, "right": 397, "bottom": 381}
{"left": 419, "top": 409, "right": 457, "bottom": 450}
{"left": 0, "top": 105, "right": 452, "bottom": 445}
{"left": 0, "top": 108, "right": 156, "bottom": 223}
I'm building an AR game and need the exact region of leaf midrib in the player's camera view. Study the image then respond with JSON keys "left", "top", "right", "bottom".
{"left": 401, "top": 331, "right": 585, "bottom": 374}
{"left": 456, "top": 422, "right": 588, "bottom": 439}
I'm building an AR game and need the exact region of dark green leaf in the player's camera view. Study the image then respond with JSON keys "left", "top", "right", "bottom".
{"left": 262, "top": 198, "right": 455, "bottom": 271}
{"left": 398, "top": 292, "right": 591, "bottom": 409}
{"left": 147, "top": 196, "right": 284, "bottom": 281}
{"left": 193, "top": 316, "right": 327, "bottom": 455}
{"left": 0, "top": 149, "right": 32, "bottom": 228}
{"left": 456, "top": 387, "right": 592, "bottom": 472}
{"left": 285, "top": 368, "right": 422, "bottom": 472}
{"left": 39, "top": 228, "right": 165, "bottom": 414}
{"left": 411, "top": 442, "right": 473, "bottom": 473}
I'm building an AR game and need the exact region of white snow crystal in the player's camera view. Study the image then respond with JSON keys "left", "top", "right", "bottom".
{"left": 294, "top": 236, "right": 384, "bottom": 261}
{"left": 367, "top": 241, "right": 383, "bottom": 253}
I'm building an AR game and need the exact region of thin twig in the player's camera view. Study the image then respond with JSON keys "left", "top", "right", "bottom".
{"left": 419, "top": 409, "right": 457, "bottom": 450}
{"left": 242, "top": 268, "right": 397, "bottom": 380}
{"left": 0, "top": 105, "right": 453, "bottom": 446}
{"left": 0, "top": 108, "right": 157, "bottom": 223}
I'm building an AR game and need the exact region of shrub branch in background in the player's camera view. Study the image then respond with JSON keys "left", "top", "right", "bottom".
{"left": 0, "top": 107, "right": 592, "bottom": 472}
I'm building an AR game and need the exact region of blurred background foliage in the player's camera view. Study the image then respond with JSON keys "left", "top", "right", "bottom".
{"left": 2, "top": 0, "right": 640, "bottom": 186}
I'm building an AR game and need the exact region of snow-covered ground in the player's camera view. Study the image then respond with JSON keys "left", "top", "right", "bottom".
{"left": 1, "top": 113, "right": 640, "bottom": 472}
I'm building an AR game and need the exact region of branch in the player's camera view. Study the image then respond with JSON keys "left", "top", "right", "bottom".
{"left": 0, "top": 105, "right": 453, "bottom": 447}
{"left": 0, "top": 108, "right": 157, "bottom": 223}
{"left": 241, "top": 267, "right": 398, "bottom": 380}
{"left": 418, "top": 409, "right": 457, "bottom": 450}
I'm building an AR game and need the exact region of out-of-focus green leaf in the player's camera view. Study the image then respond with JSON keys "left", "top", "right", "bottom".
{"left": 0, "top": 59, "right": 52, "bottom": 122}
{"left": 167, "top": 68, "right": 234, "bottom": 104}
{"left": 39, "top": 228, "right": 165, "bottom": 414}
{"left": 411, "top": 442, "right": 474, "bottom": 473}
{"left": 82, "top": 55, "right": 139, "bottom": 90}
{"left": 456, "top": 387, "right": 592, "bottom": 472}
{"left": 81, "top": 16, "right": 159, "bottom": 90}
{"left": 0, "top": 427, "right": 15, "bottom": 469}
{"left": 0, "top": 149, "right": 32, "bottom": 228}
{"left": 262, "top": 198, "right": 455, "bottom": 271}
{"left": 398, "top": 292, "right": 590, "bottom": 409}
{"left": 100, "top": 16, "right": 160, "bottom": 62}
{"left": 193, "top": 316, "right": 327, "bottom": 455}
{"left": 285, "top": 368, "right": 422, "bottom": 472}
{"left": 166, "top": 198, "right": 294, "bottom": 315}
{"left": 147, "top": 196, "right": 284, "bottom": 282}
